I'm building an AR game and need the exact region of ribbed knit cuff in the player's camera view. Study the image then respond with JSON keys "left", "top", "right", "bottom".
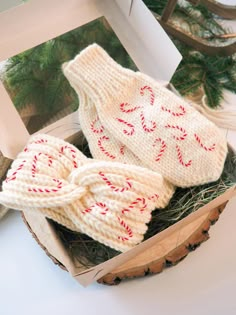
{"left": 62, "top": 44, "right": 134, "bottom": 102}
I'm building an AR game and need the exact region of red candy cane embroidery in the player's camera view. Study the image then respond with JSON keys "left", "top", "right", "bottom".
{"left": 60, "top": 145, "right": 78, "bottom": 168}
{"left": 161, "top": 105, "right": 186, "bottom": 117}
{"left": 30, "top": 138, "right": 48, "bottom": 144}
{"left": 120, "top": 102, "right": 142, "bottom": 113}
{"left": 165, "top": 124, "right": 187, "bottom": 141}
{"left": 140, "top": 86, "right": 156, "bottom": 132}
{"left": 121, "top": 197, "right": 147, "bottom": 214}
{"left": 90, "top": 117, "right": 104, "bottom": 134}
{"left": 82, "top": 202, "right": 109, "bottom": 215}
{"left": 98, "top": 136, "right": 116, "bottom": 159}
{"left": 31, "top": 152, "right": 53, "bottom": 177}
{"left": 176, "top": 145, "right": 192, "bottom": 167}
{"left": 28, "top": 178, "right": 63, "bottom": 193}
{"left": 148, "top": 193, "right": 159, "bottom": 201}
{"left": 194, "top": 134, "right": 216, "bottom": 151}
{"left": 117, "top": 216, "right": 133, "bottom": 241}
{"left": 153, "top": 138, "right": 166, "bottom": 162}
{"left": 140, "top": 111, "right": 156, "bottom": 133}
{"left": 24, "top": 138, "right": 49, "bottom": 153}
{"left": 140, "top": 86, "right": 155, "bottom": 105}
{"left": 116, "top": 118, "right": 135, "bottom": 136}
{"left": 120, "top": 145, "right": 125, "bottom": 155}
{"left": 98, "top": 171, "right": 132, "bottom": 192}
{"left": 5, "top": 160, "right": 26, "bottom": 183}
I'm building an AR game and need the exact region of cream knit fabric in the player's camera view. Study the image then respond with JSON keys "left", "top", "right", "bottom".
{"left": 60, "top": 73, "right": 143, "bottom": 167}
{"left": 0, "top": 134, "right": 174, "bottom": 252}
{"left": 63, "top": 65, "right": 170, "bottom": 167}
{"left": 63, "top": 44, "right": 228, "bottom": 187}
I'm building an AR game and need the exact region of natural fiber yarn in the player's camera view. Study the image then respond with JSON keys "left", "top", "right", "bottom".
{"left": 60, "top": 71, "right": 143, "bottom": 167}
{"left": 63, "top": 58, "right": 175, "bottom": 197}
{"left": 63, "top": 44, "right": 228, "bottom": 187}
{"left": 0, "top": 134, "right": 174, "bottom": 252}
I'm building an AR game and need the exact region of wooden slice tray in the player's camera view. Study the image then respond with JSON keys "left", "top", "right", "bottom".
{"left": 22, "top": 201, "right": 227, "bottom": 285}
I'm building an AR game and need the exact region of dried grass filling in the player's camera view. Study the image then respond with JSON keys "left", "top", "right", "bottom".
{"left": 52, "top": 144, "right": 236, "bottom": 269}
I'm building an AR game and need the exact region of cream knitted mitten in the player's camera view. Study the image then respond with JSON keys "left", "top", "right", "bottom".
{"left": 62, "top": 44, "right": 228, "bottom": 188}
{"left": 0, "top": 134, "right": 174, "bottom": 252}
{"left": 61, "top": 68, "right": 143, "bottom": 167}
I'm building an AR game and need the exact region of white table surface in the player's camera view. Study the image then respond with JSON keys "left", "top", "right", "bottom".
{"left": 1, "top": 2, "right": 236, "bottom": 315}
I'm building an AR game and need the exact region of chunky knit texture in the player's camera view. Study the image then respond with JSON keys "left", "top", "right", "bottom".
{"left": 0, "top": 134, "right": 174, "bottom": 252}
{"left": 63, "top": 44, "right": 228, "bottom": 187}
{"left": 60, "top": 71, "right": 144, "bottom": 167}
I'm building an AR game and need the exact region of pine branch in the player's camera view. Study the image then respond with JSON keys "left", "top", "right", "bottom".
{"left": 3, "top": 3, "right": 236, "bottom": 112}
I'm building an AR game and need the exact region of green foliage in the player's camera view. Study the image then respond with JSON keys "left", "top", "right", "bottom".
{"left": 3, "top": 18, "right": 135, "bottom": 114}
{"left": 171, "top": 42, "right": 236, "bottom": 107}
{"left": 3, "top": 1, "right": 236, "bottom": 112}
{"left": 143, "top": 0, "right": 236, "bottom": 108}
{"left": 144, "top": 0, "right": 228, "bottom": 40}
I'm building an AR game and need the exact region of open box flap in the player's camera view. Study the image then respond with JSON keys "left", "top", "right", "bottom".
{"left": 0, "top": 0, "right": 181, "bottom": 159}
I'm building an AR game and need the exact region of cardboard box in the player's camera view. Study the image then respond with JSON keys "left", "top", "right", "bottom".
{"left": 0, "top": 0, "right": 235, "bottom": 286}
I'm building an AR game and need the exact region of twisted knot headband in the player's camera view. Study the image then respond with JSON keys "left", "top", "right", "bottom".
{"left": 0, "top": 134, "right": 174, "bottom": 252}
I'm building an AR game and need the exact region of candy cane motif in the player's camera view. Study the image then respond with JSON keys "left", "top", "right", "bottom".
{"left": 161, "top": 105, "right": 186, "bottom": 117}
{"left": 120, "top": 145, "right": 125, "bottom": 155}
{"left": 165, "top": 124, "right": 187, "bottom": 141}
{"left": 24, "top": 138, "right": 48, "bottom": 152}
{"left": 120, "top": 102, "right": 142, "bottom": 113}
{"left": 60, "top": 145, "right": 78, "bottom": 168}
{"left": 153, "top": 138, "right": 167, "bottom": 162}
{"left": 97, "top": 136, "right": 116, "bottom": 159}
{"left": 139, "top": 86, "right": 156, "bottom": 132}
{"left": 176, "top": 145, "right": 192, "bottom": 167}
{"left": 140, "top": 111, "right": 157, "bottom": 133}
{"left": 29, "top": 151, "right": 62, "bottom": 193}
{"left": 117, "top": 216, "right": 133, "bottom": 241}
{"left": 28, "top": 178, "right": 63, "bottom": 193}
{"left": 98, "top": 171, "right": 132, "bottom": 192}
{"left": 5, "top": 160, "right": 26, "bottom": 183}
{"left": 140, "top": 86, "right": 155, "bottom": 105}
{"left": 31, "top": 152, "right": 53, "bottom": 177}
{"left": 90, "top": 116, "right": 104, "bottom": 134}
{"left": 194, "top": 134, "right": 216, "bottom": 151}
{"left": 30, "top": 138, "right": 48, "bottom": 144}
{"left": 121, "top": 197, "right": 147, "bottom": 214}
{"left": 116, "top": 118, "right": 135, "bottom": 136}
{"left": 82, "top": 202, "right": 109, "bottom": 215}
{"left": 147, "top": 193, "right": 159, "bottom": 201}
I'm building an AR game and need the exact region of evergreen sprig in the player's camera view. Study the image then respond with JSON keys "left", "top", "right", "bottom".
{"left": 143, "top": 0, "right": 236, "bottom": 108}
{"left": 2, "top": 1, "right": 236, "bottom": 112}
{"left": 171, "top": 42, "right": 236, "bottom": 107}
{"left": 3, "top": 18, "right": 136, "bottom": 114}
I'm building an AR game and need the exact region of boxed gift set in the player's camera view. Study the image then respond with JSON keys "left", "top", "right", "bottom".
{"left": 0, "top": 0, "right": 235, "bottom": 287}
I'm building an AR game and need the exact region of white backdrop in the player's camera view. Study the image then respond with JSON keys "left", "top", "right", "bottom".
{"left": 0, "top": 1, "right": 236, "bottom": 314}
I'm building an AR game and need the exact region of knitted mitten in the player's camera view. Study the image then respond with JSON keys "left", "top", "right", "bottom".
{"left": 0, "top": 134, "right": 174, "bottom": 252}
{"left": 62, "top": 44, "right": 227, "bottom": 187}
{"left": 61, "top": 69, "right": 143, "bottom": 167}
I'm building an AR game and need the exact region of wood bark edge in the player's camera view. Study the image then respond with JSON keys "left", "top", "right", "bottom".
{"left": 97, "top": 202, "right": 227, "bottom": 285}
{"left": 21, "top": 202, "right": 227, "bottom": 285}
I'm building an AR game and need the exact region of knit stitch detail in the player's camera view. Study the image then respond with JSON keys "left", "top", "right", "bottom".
{"left": 63, "top": 44, "right": 228, "bottom": 187}
{"left": 0, "top": 134, "right": 174, "bottom": 252}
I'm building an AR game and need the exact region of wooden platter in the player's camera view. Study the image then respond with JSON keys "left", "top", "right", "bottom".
{"left": 22, "top": 201, "right": 228, "bottom": 285}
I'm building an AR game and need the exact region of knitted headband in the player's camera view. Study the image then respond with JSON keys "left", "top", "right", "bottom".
{"left": 0, "top": 134, "right": 174, "bottom": 252}
{"left": 62, "top": 44, "right": 228, "bottom": 187}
